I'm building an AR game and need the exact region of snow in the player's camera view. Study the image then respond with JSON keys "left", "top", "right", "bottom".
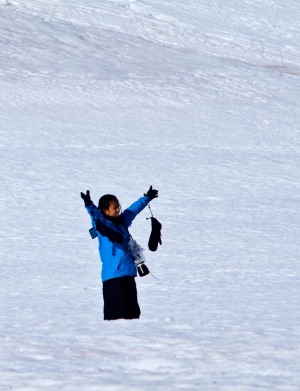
{"left": 1, "top": 0, "right": 300, "bottom": 389}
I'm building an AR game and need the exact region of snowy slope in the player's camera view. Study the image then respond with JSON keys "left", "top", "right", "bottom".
{"left": 1, "top": 0, "right": 300, "bottom": 390}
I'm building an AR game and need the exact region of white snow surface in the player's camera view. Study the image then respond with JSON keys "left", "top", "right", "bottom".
{"left": 1, "top": 0, "right": 300, "bottom": 390}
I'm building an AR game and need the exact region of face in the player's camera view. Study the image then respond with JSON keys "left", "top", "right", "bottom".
{"left": 104, "top": 200, "right": 120, "bottom": 217}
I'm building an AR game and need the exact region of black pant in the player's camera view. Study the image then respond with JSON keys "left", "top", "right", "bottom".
{"left": 103, "top": 276, "right": 141, "bottom": 320}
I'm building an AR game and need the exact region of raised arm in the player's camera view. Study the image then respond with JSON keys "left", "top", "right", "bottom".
{"left": 122, "top": 186, "right": 158, "bottom": 227}
{"left": 81, "top": 190, "right": 103, "bottom": 222}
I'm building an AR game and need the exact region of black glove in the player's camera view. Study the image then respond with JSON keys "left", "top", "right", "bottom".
{"left": 81, "top": 190, "right": 92, "bottom": 206}
{"left": 148, "top": 217, "right": 162, "bottom": 251}
{"left": 144, "top": 185, "right": 158, "bottom": 201}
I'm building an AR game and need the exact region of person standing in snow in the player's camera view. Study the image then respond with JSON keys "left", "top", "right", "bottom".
{"left": 80, "top": 186, "right": 158, "bottom": 321}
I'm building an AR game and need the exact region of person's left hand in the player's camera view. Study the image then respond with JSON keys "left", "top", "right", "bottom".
{"left": 144, "top": 185, "right": 158, "bottom": 201}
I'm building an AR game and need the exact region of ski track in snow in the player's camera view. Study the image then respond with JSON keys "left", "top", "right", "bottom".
{"left": 1, "top": 0, "right": 300, "bottom": 390}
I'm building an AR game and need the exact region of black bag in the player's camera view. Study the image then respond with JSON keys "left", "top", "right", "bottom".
{"left": 148, "top": 217, "right": 162, "bottom": 252}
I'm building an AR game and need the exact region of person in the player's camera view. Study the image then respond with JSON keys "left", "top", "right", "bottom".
{"left": 80, "top": 186, "right": 158, "bottom": 321}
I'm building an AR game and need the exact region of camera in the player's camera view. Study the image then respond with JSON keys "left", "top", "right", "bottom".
{"left": 136, "top": 262, "right": 150, "bottom": 277}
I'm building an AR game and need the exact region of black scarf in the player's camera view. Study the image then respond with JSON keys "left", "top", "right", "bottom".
{"left": 95, "top": 214, "right": 125, "bottom": 244}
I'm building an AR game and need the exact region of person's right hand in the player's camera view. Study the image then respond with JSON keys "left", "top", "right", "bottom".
{"left": 81, "top": 190, "right": 92, "bottom": 206}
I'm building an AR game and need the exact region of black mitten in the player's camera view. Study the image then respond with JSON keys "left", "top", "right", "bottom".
{"left": 144, "top": 185, "right": 158, "bottom": 201}
{"left": 148, "top": 217, "right": 162, "bottom": 251}
{"left": 81, "top": 190, "right": 92, "bottom": 206}
{"left": 96, "top": 220, "right": 125, "bottom": 244}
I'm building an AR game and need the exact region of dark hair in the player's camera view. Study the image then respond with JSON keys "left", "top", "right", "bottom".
{"left": 98, "top": 194, "right": 120, "bottom": 213}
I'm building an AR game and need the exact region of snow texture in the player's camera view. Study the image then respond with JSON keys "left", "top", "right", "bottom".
{"left": 1, "top": 0, "right": 300, "bottom": 390}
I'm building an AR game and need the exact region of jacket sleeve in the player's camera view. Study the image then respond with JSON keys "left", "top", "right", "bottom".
{"left": 85, "top": 202, "right": 104, "bottom": 226}
{"left": 122, "top": 195, "right": 150, "bottom": 227}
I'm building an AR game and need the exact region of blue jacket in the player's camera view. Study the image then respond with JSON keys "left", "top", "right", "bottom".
{"left": 86, "top": 195, "right": 150, "bottom": 282}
